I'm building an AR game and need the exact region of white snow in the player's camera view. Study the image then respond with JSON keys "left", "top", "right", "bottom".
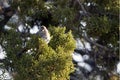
{"left": 84, "top": 42, "right": 91, "bottom": 51}
{"left": 18, "top": 25, "right": 24, "bottom": 32}
{"left": 10, "top": 14, "right": 19, "bottom": 23}
{"left": 4, "top": 25, "right": 11, "bottom": 30}
{"left": 80, "top": 21, "right": 86, "bottom": 27}
{"left": 87, "top": 3, "right": 91, "bottom": 6}
{"left": 72, "top": 52, "right": 84, "bottom": 62}
{"left": 117, "top": 62, "right": 120, "bottom": 74}
{"left": 83, "top": 55, "right": 89, "bottom": 60}
{"left": 3, "top": 0, "right": 10, "bottom": 8}
{"left": 30, "top": 25, "right": 39, "bottom": 34}
{"left": 75, "top": 38, "right": 91, "bottom": 51}
{"left": 0, "top": 46, "right": 6, "bottom": 59}
{"left": 76, "top": 38, "right": 84, "bottom": 50}
{"left": 0, "top": 69, "right": 12, "bottom": 80}
{"left": 77, "top": 62, "right": 92, "bottom": 72}
{"left": 19, "top": 24, "right": 39, "bottom": 34}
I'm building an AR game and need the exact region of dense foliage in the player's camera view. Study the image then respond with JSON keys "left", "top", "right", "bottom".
{"left": 1, "top": 26, "right": 75, "bottom": 80}
{"left": 0, "top": 0, "right": 119, "bottom": 80}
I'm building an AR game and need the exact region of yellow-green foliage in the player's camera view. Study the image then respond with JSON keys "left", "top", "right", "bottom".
{"left": 49, "top": 26, "right": 75, "bottom": 52}
{"left": 12, "top": 27, "right": 75, "bottom": 80}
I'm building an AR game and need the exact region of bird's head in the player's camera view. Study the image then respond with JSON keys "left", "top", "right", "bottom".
{"left": 40, "top": 26, "right": 46, "bottom": 31}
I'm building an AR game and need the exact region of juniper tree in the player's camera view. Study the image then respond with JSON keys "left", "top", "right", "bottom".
{"left": 0, "top": 0, "right": 119, "bottom": 79}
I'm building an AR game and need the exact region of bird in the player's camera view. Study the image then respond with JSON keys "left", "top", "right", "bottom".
{"left": 37, "top": 26, "right": 50, "bottom": 44}
{"left": 17, "top": 26, "right": 50, "bottom": 57}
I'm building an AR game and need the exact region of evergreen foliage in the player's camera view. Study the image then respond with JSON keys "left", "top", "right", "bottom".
{"left": 2, "top": 27, "right": 75, "bottom": 80}
{"left": 0, "top": 0, "right": 119, "bottom": 79}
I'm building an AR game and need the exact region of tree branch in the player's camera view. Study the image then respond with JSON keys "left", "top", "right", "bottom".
{"left": 82, "top": 34, "right": 111, "bottom": 51}
{"left": 75, "top": 0, "right": 113, "bottom": 51}
{"left": 76, "top": 0, "right": 89, "bottom": 16}
{"left": 76, "top": 0, "right": 118, "bottom": 18}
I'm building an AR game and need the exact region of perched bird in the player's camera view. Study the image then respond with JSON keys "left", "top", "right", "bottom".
{"left": 37, "top": 26, "right": 50, "bottom": 44}
{"left": 17, "top": 26, "right": 50, "bottom": 57}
